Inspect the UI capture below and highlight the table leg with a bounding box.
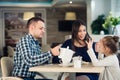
[57,72,64,80]
[69,73,76,80]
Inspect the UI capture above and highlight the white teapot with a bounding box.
[58,46,75,65]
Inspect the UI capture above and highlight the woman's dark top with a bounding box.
[52,39,99,80]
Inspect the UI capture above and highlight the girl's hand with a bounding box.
[86,38,93,49]
[95,42,100,52]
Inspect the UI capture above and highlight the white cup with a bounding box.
[73,56,82,68]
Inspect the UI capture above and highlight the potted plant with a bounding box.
[91,14,108,34]
[102,12,120,34]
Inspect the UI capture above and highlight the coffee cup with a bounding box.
[73,56,82,68]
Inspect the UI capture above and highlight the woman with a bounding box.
[53,20,101,80]
[86,36,120,80]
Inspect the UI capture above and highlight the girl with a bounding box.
[86,36,120,80]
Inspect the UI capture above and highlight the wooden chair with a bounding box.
[1,57,23,80]
[7,46,14,57]
[1,57,52,80]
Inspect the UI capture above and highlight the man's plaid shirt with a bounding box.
[12,34,52,78]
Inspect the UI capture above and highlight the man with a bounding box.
[12,17,60,80]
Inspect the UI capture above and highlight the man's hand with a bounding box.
[50,44,61,56]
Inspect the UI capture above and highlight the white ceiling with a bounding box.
[0,0,86,8]
[52,0,86,7]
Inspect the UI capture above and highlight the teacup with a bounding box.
[73,56,82,68]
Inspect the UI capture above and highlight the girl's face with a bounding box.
[97,39,111,56]
[77,25,87,40]
[99,39,110,55]
[99,39,105,53]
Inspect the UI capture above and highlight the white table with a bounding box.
[29,63,105,80]
[29,63,104,73]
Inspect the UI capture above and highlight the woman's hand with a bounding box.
[86,38,93,50]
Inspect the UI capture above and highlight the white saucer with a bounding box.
[58,63,73,67]
[82,61,90,65]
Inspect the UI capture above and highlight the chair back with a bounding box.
[1,57,13,77]
[7,46,14,57]
[1,57,23,80]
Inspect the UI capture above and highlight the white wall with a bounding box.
[89,0,120,36]
[91,0,111,21]
[86,0,111,34]
[111,0,120,17]
[86,0,92,34]
[91,0,120,20]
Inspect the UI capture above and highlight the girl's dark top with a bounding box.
[52,39,99,80]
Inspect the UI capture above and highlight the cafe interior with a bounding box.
[0,0,120,79]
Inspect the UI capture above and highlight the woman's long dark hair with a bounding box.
[71,20,91,51]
